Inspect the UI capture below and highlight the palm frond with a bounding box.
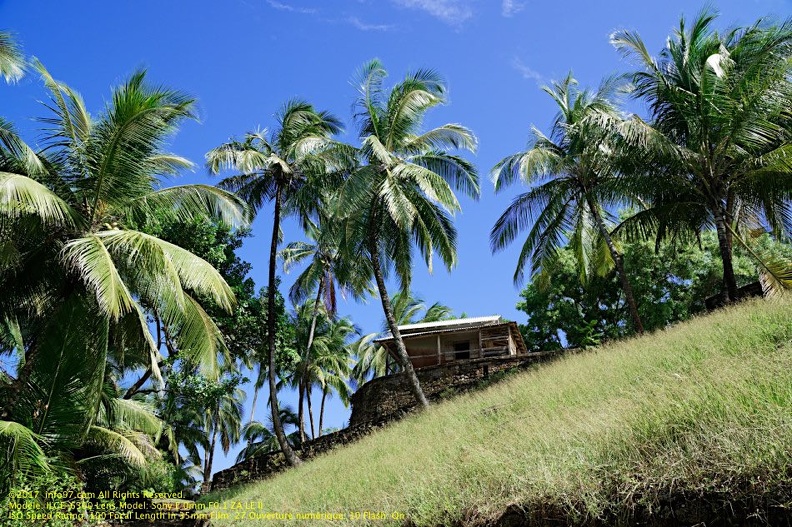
[61,235,136,321]
[122,184,249,228]
[0,31,24,83]
[0,420,49,477]
[0,172,77,227]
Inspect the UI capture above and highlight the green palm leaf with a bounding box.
[0,172,77,227]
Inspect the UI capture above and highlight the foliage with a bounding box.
[612,10,792,299]
[516,230,763,350]
[1,472,90,527]
[0,31,24,83]
[340,59,479,408]
[0,65,244,498]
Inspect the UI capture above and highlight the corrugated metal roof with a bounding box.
[376,315,502,341]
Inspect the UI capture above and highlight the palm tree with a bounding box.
[0,64,245,490]
[0,31,24,83]
[235,407,301,463]
[307,313,354,438]
[286,300,355,441]
[206,100,346,466]
[341,59,479,408]
[491,74,645,334]
[611,11,792,301]
[281,204,372,442]
[200,383,244,494]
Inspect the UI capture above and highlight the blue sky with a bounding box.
[2,0,789,474]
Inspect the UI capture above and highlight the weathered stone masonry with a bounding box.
[349,352,560,426]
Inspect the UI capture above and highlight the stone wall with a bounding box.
[211,417,397,491]
[349,352,561,427]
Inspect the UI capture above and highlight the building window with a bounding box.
[453,341,470,360]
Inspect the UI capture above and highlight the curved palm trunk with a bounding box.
[201,425,217,494]
[297,379,306,444]
[299,278,324,444]
[368,232,429,408]
[306,386,316,439]
[586,195,644,334]
[266,187,301,466]
[247,367,261,426]
[715,215,739,303]
[318,388,327,437]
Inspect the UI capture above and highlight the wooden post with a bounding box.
[436,334,441,365]
[478,329,483,359]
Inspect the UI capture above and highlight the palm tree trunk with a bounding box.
[306,385,316,439]
[201,426,217,494]
[266,186,301,466]
[368,232,429,408]
[586,195,644,334]
[318,388,327,437]
[715,215,739,303]
[248,372,259,425]
[297,379,306,444]
[299,278,324,444]
[123,366,153,399]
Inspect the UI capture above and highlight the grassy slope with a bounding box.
[206,299,792,526]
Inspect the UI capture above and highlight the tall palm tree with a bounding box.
[281,205,372,441]
[200,383,244,494]
[341,59,479,408]
[286,300,355,441]
[306,312,354,439]
[611,11,792,301]
[491,74,645,333]
[0,64,245,490]
[206,100,346,466]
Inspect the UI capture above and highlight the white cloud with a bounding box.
[391,0,473,26]
[348,17,394,31]
[511,57,544,84]
[501,0,524,17]
[266,1,317,15]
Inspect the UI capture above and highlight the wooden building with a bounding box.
[375,316,528,370]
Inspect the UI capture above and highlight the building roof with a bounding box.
[375,315,502,342]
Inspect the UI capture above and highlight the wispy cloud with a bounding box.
[391,0,473,26]
[347,17,394,31]
[501,0,524,17]
[266,0,317,15]
[512,57,544,84]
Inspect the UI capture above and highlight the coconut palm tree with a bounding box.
[235,407,300,463]
[491,74,646,334]
[341,59,479,408]
[0,64,245,491]
[611,11,792,301]
[206,100,346,466]
[285,300,355,441]
[200,383,244,494]
[281,205,372,441]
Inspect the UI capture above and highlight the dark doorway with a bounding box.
[453,341,470,360]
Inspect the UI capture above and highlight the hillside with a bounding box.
[203,299,792,526]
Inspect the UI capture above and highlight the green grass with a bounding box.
[204,299,792,526]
